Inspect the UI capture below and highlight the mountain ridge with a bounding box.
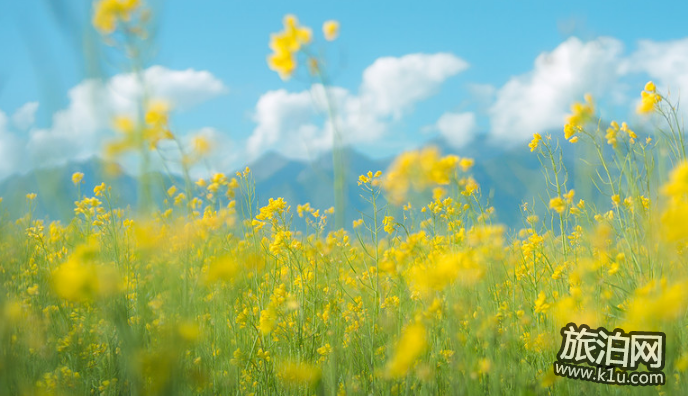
[0,135,577,229]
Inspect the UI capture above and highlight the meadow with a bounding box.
[1,2,688,395]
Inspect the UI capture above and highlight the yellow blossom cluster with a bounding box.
[382,146,473,205]
[267,15,313,80]
[563,93,594,143]
[92,0,141,34]
[105,100,174,158]
[638,81,661,114]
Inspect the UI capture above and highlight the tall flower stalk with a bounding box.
[267,15,345,229]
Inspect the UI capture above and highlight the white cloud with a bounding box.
[434,112,478,149]
[11,102,39,130]
[0,67,226,180]
[24,66,226,173]
[360,53,469,119]
[248,88,323,157]
[627,38,688,100]
[0,111,28,178]
[488,37,624,144]
[248,53,468,159]
[111,66,228,111]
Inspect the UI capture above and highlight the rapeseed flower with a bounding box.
[638,82,661,114]
[529,133,542,152]
[385,323,427,379]
[322,20,339,41]
[92,0,141,34]
[549,197,565,214]
[278,361,321,388]
[383,147,460,205]
[51,241,120,302]
[72,172,84,185]
[268,15,312,80]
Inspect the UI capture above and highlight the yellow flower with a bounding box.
[534,291,550,314]
[192,134,211,156]
[661,162,688,241]
[624,280,688,331]
[205,255,240,284]
[112,116,135,135]
[177,321,201,343]
[605,121,619,147]
[662,162,688,200]
[478,358,491,374]
[385,323,427,379]
[383,216,395,234]
[52,241,120,302]
[549,197,565,214]
[278,361,321,388]
[564,189,575,203]
[267,47,297,80]
[459,157,474,172]
[317,344,332,356]
[565,94,594,128]
[323,20,339,41]
[92,0,141,34]
[259,308,277,334]
[145,100,169,127]
[620,122,637,140]
[283,15,312,49]
[529,133,542,152]
[72,172,84,185]
[563,124,576,140]
[611,194,620,206]
[267,15,312,80]
[27,284,39,296]
[645,80,656,93]
[638,88,661,114]
[94,182,107,197]
[382,147,459,205]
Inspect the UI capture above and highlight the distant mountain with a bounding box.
[0,136,581,229]
[248,148,390,227]
[242,136,575,229]
[0,160,136,220]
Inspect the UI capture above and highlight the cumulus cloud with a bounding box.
[433,112,478,149]
[484,37,688,145]
[0,111,27,178]
[627,38,688,100]
[22,66,226,174]
[488,37,625,144]
[108,66,228,111]
[247,53,468,159]
[248,88,325,157]
[359,53,468,119]
[11,102,39,130]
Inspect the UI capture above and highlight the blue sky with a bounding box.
[2,0,688,178]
